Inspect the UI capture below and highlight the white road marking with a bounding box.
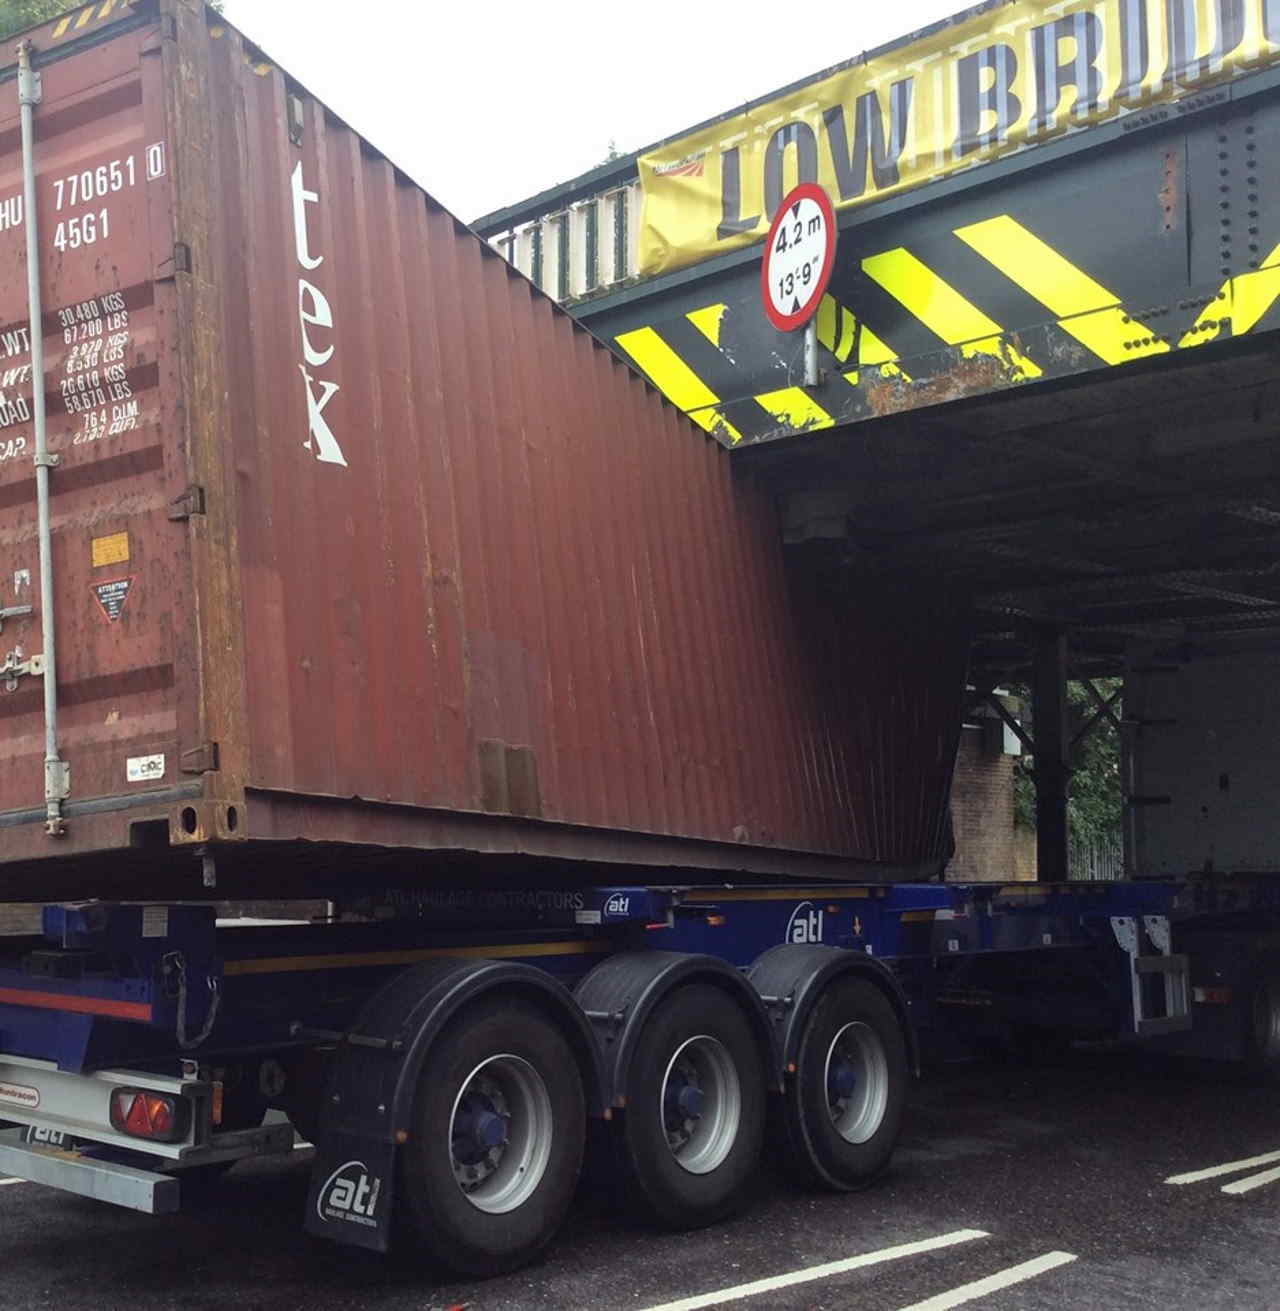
[1165,1148,1280,1186]
[895,1251,1079,1311]
[636,1229,989,1311]
[1221,1163,1280,1195]
[0,1177,26,1186]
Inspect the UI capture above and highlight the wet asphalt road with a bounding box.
[0,1049,1276,1311]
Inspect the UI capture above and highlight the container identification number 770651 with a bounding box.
[50,155,138,253]
[53,157,136,212]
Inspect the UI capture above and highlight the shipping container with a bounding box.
[1128,645,1280,878]
[0,0,969,901]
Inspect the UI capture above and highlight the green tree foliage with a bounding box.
[0,0,70,38]
[1013,679,1123,847]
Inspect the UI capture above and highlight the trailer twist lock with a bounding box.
[109,1089,188,1143]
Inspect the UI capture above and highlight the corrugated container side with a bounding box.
[0,0,971,898]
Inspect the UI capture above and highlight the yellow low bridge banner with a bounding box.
[638,0,1280,278]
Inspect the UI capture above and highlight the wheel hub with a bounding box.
[827,1058,857,1101]
[659,1034,742,1175]
[823,1021,889,1146]
[449,1056,554,1214]
[452,1088,510,1165]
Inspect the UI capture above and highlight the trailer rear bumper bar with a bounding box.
[0,1127,180,1214]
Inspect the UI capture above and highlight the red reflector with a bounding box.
[111,1089,183,1142]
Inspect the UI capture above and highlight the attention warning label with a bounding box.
[93,577,133,621]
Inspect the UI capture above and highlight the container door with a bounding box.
[0,16,197,859]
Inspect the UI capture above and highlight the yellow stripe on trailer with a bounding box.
[614,325,743,445]
[955,215,1168,367]
[862,247,1042,381]
[224,938,614,978]
[704,887,872,902]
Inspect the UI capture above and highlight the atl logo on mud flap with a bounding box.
[317,1159,382,1228]
[786,901,825,944]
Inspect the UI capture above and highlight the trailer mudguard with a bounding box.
[747,944,921,1077]
[575,951,783,1102]
[304,958,605,1252]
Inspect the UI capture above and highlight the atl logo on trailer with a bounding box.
[290,163,347,468]
[786,901,825,945]
[316,1159,381,1228]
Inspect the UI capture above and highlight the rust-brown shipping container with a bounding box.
[0,0,970,901]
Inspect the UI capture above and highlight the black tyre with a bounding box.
[778,977,907,1191]
[398,998,585,1277]
[616,983,765,1229]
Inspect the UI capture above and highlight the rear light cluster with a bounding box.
[109,1089,189,1143]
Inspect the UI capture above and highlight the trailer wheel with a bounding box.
[615,983,765,1229]
[780,978,907,1191]
[1247,973,1280,1077]
[398,997,585,1276]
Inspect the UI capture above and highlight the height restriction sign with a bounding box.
[760,183,837,333]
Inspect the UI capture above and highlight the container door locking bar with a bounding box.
[1110,915,1191,1036]
[16,41,69,836]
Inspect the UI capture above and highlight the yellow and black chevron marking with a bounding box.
[49,0,122,39]
[861,247,1043,382]
[614,322,745,446]
[1180,241,1280,347]
[612,215,1280,447]
[954,216,1167,368]
[621,291,913,441]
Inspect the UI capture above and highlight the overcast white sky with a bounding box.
[221,0,964,222]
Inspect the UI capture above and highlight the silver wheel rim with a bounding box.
[449,1054,553,1214]
[660,1034,741,1175]
[824,1021,889,1145]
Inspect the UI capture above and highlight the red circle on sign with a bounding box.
[760,183,837,333]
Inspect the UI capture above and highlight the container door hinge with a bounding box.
[2,649,44,692]
[180,742,220,774]
[168,485,206,521]
[157,243,191,282]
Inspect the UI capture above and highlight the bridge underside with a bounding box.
[753,331,1280,685]
[745,331,1280,881]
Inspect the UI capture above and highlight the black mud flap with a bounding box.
[303,1130,398,1253]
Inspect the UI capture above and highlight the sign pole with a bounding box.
[803,319,819,388]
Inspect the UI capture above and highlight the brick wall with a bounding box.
[948,725,1035,882]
